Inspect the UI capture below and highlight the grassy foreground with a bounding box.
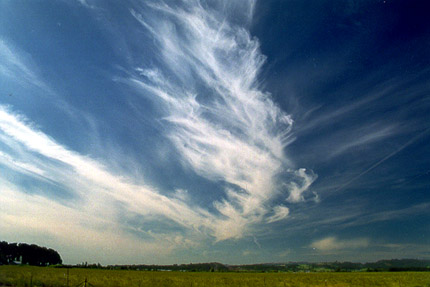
[1,266,430,287]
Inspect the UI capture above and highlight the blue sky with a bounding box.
[0,0,429,265]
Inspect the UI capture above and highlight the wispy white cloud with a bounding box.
[126,0,314,240]
[286,168,318,203]
[266,205,290,223]
[311,237,369,251]
[76,0,96,9]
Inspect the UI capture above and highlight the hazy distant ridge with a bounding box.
[77,259,430,272]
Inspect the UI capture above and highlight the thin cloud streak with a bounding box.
[328,125,397,158]
[272,202,430,235]
[0,38,52,94]
[335,128,430,192]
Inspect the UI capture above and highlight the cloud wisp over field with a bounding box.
[0,0,429,264]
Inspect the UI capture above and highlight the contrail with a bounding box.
[335,128,430,192]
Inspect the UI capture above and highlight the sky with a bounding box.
[0,0,429,265]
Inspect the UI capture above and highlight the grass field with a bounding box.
[1,266,430,287]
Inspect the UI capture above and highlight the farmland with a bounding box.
[1,266,430,287]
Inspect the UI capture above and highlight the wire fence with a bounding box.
[74,278,95,287]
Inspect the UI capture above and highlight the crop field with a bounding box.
[1,266,430,287]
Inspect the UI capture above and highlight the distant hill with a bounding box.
[226,259,430,272]
[364,259,430,271]
[2,241,427,273]
[82,259,430,272]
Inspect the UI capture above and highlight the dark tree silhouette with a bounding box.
[0,241,62,266]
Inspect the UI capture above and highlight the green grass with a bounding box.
[1,266,430,287]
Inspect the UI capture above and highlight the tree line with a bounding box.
[0,241,62,266]
[106,262,228,272]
